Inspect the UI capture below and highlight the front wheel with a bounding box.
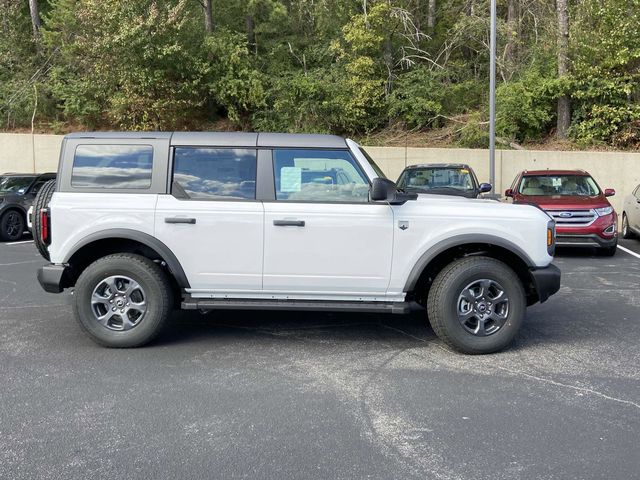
[427,256,526,354]
[73,253,173,347]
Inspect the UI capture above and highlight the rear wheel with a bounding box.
[32,179,56,260]
[426,256,526,354]
[622,213,635,239]
[0,210,25,241]
[73,253,173,348]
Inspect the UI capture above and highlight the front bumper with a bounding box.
[529,264,561,304]
[555,233,617,248]
[37,264,68,293]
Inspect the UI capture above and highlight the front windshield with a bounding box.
[400,167,475,191]
[358,147,387,179]
[518,175,601,196]
[0,176,33,193]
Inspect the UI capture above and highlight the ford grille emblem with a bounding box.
[559,212,573,218]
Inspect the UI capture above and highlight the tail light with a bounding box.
[40,208,50,245]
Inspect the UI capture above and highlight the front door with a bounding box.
[155,147,263,295]
[262,148,394,299]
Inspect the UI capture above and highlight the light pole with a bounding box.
[489,0,497,194]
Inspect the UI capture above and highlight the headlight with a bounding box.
[595,206,613,216]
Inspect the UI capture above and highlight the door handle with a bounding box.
[165,217,196,224]
[273,219,305,227]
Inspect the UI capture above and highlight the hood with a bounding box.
[409,193,551,220]
[515,194,609,210]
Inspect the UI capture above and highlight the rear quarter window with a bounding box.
[71,145,153,189]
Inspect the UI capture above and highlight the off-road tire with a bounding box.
[427,256,526,354]
[73,253,173,348]
[0,209,25,241]
[32,179,56,260]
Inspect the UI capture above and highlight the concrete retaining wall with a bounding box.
[1,133,638,213]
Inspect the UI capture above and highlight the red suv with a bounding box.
[506,170,617,255]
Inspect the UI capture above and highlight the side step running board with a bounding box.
[181,296,422,315]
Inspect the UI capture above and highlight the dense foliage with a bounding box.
[1,0,639,148]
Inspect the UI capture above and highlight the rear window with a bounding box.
[72,145,153,189]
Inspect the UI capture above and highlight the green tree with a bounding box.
[44,0,209,129]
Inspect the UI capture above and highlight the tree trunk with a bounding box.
[203,0,213,34]
[246,15,256,54]
[505,0,518,67]
[427,0,436,30]
[384,36,393,96]
[556,0,570,139]
[28,0,41,40]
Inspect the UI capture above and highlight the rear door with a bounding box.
[262,148,394,298]
[154,147,264,295]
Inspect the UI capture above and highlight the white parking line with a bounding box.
[618,245,640,259]
[2,240,34,245]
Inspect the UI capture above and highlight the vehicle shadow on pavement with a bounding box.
[156,309,441,349]
[153,308,561,354]
[554,247,610,258]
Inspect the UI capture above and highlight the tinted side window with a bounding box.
[273,149,369,203]
[72,145,153,189]
[173,148,257,200]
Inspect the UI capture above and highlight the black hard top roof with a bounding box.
[64,132,348,149]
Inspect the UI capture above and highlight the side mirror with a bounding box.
[505,188,514,198]
[17,187,26,195]
[604,188,615,197]
[371,177,417,205]
[479,183,492,194]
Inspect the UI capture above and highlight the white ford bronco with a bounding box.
[35,132,560,353]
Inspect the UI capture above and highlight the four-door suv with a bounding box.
[396,163,492,199]
[35,132,560,354]
[506,169,618,256]
[0,172,56,241]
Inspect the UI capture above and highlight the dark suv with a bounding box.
[396,163,492,198]
[0,173,56,241]
[506,169,617,255]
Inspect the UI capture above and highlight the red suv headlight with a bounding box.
[595,206,614,217]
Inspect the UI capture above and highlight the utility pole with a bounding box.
[489,0,497,193]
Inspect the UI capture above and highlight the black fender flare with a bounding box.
[63,229,191,288]
[403,233,536,292]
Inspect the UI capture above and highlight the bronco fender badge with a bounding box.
[398,221,409,231]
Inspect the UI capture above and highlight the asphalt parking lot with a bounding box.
[1,239,639,480]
